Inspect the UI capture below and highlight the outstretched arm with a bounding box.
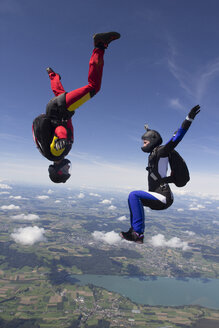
[159,105,200,156]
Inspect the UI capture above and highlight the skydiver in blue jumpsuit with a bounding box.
[120,105,200,244]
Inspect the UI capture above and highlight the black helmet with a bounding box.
[141,124,162,153]
[48,159,71,183]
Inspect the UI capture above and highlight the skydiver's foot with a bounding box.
[46,67,54,74]
[46,67,61,80]
[120,228,144,244]
[93,31,120,49]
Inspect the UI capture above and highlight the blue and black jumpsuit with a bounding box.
[129,115,194,234]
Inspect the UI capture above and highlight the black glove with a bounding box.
[188,105,201,119]
[55,138,67,151]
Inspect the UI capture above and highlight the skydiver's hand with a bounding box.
[188,105,201,119]
[55,138,67,151]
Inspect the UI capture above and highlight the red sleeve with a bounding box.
[54,126,67,139]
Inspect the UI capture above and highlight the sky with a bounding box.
[1,0,219,195]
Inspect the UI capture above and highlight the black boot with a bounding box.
[93,31,120,49]
[46,67,54,74]
[120,228,144,244]
[46,67,61,80]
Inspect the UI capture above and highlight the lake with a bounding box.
[70,274,219,309]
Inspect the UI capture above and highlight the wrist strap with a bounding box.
[186,116,193,122]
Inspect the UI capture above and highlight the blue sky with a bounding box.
[1,0,219,194]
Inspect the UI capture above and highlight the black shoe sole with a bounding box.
[120,232,144,244]
[93,32,120,45]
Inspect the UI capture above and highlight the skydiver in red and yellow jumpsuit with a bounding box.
[32,32,120,183]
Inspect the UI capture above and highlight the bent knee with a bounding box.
[128,190,141,200]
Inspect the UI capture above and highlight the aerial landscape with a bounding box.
[0,182,218,327]
[1,1,219,327]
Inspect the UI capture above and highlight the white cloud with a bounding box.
[55,200,61,203]
[177,208,184,212]
[36,195,49,200]
[185,230,195,236]
[169,98,184,110]
[189,204,205,211]
[196,58,219,100]
[1,204,20,210]
[100,199,112,205]
[47,189,54,194]
[0,191,10,195]
[150,234,189,251]
[213,220,219,225]
[197,204,205,209]
[172,189,192,196]
[89,193,101,197]
[9,195,27,200]
[92,230,122,245]
[11,226,46,245]
[167,56,192,98]
[173,187,219,200]
[90,207,99,211]
[117,215,128,221]
[207,194,219,201]
[167,41,219,102]
[0,183,12,189]
[108,205,117,211]
[77,193,85,199]
[10,213,40,221]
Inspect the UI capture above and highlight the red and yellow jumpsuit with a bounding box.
[48,48,104,158]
